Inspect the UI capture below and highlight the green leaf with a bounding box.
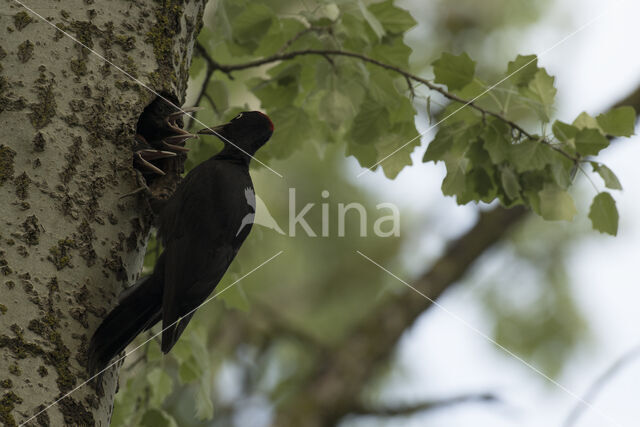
[501,166,521,200]
[209,3,232,42]
[550,156,574,189]
[368,67,402,107]
[314,3,340,22]
[589,192,618,235]
[147,368,173,407]
[221,283,250,312]
[482,120,511,164]
[441,134,473,199]
[170,336,193,364]
[255,18,306,56]
[371,37,413,68]
[146,340,162,362]
[195,381,214,420]
[231,2,274,52]
[596,106,636,137]
[190,56,206,80]
[552,120,578,142]
[591,162,622,190]
[506,54,539,87]
[338,12,373,45]
[335,61,368,108]
[442,156,468,198]
[467,167,495,202]
[350,97,389,145]
[510,140,555,172]
[264,106,312,159]
[319,90,355,128]
[178,356,202,384]
[205,80,229,113]
[140,409,178,427]
[575,128,609,156]
[538,185,576,221]
[432,52,476,91]
[520,69,556,122]
[376,120,420,179]
[358,0,385,39]
[424,122,469,163]
[368,0,417,33]
[388,94,417,124]
[572,111,601,130]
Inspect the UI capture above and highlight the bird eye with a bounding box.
[234,113,243,120]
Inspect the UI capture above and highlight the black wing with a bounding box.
[158,161,245,352]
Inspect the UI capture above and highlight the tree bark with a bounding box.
[0,1,204,425]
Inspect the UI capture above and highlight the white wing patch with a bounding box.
[244,187,256,210]
[235,188,285,236]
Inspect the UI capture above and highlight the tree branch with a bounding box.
[351,392,500,417]
[274,205,528,427]
[563,343,640,427]
[185,42,218,129]
[212,49,578,162]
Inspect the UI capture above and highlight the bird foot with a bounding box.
[134,150,176,175]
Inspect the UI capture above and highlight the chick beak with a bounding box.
[197,124,226,136]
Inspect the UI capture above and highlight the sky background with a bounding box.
[350,0,640,426]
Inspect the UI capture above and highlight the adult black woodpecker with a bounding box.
[88,111,274,375]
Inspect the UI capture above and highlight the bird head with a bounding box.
[198,111,274,156]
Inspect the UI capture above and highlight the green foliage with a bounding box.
[197,0,419,178]
[432,52,476,91]
[140,409,178,427]
[591,162,622,190]
[420,53,634,235]
[506,54,538,87]
[596,106,636,137]
[191,0,636,235]
[589,192,619,236]
[147,368,173,407]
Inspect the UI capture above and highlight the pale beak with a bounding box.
[197,124,226,136]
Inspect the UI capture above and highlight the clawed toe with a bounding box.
[134,152,168,175]
[165,106,204,123]
[133,104,203,177]
[137,149,178,161]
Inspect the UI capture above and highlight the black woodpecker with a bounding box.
[88,111,274,375]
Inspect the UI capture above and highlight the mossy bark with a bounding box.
[0,0,204,425]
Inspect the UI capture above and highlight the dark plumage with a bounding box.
[88,111,274,375]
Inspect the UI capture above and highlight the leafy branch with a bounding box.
[196,45,577,163]
[192,2,636,236]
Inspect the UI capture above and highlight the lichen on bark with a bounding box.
[0,1,206,425]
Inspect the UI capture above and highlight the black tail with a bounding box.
[87,275,162,376]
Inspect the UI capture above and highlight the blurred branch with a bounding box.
[352,392,500,417]
[252,300,328,350]
[186,42,218,129]
[611,84,640,114]
[273,83,640,427]
[274,205,527,427]
[211,49,577,162]
[563,343,640,427]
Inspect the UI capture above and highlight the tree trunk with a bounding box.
[0,1,204,425]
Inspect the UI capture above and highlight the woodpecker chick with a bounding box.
[135,97,200,176]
